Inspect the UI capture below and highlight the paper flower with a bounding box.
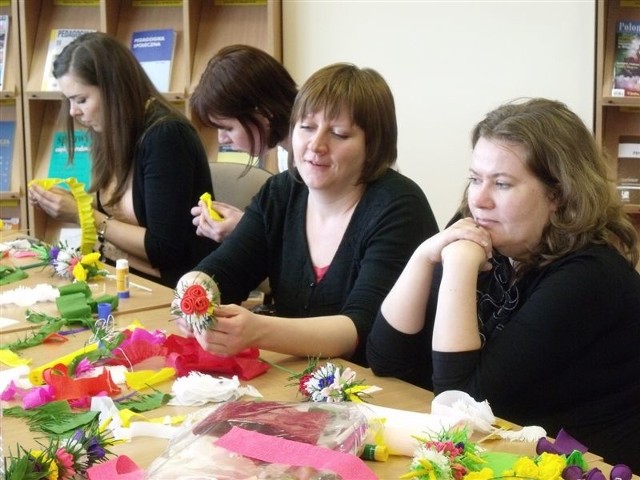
[41,241,107,281]
[171,278,219,333]
[401,428,485,480]
[402,427,635,480]
[290,358,374,403]
[4,424,113,479]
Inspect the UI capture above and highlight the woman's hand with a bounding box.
[192,304,260,356]
[28,184,79,223]
[416,217,493,270]
[191,200,244,243]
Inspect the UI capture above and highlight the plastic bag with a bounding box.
[146,400,369,479]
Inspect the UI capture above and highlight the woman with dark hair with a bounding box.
[174,63,439,366]
[189,44,298,242]
[28,32,213,287]
[367,98,640,470]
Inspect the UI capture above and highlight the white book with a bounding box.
[0,15,9,90]
[130,28,176,92]
[41,28,95,91]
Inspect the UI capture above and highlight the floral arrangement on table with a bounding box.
[3,423,113,479]
[400,428,485,480]
[170,277,219,334]
[32,241,107,282]
[289,357,375,403]
[401,427,634,480]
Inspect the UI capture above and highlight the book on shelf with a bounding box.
[130,28,176,92]
[0,120,15,191]
[612,20,640,97]
[48,131,92,190]
[617,135,640,205]
[0,14,9,90]
[42,28,95,91]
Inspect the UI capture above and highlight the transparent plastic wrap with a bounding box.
[146,400,369,479]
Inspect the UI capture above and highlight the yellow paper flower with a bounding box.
[72,261,87,282]
[463,467,495,480]
[513,456,539,478]
[537,452,567,480]
[28,450,59,480]
[81,251,102,267]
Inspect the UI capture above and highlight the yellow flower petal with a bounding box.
[0,349,31,366]
[81,252,101,266]
[72,262,87,281]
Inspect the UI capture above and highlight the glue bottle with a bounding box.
[116,258,130,298]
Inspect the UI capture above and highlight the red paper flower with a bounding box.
[181,296,196,315]
[194,296,210,315]
[184,284,207,299]
[171,278,219,333]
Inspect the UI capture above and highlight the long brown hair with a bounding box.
[53,31,187,206]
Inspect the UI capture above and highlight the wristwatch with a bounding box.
[97,215,112,244]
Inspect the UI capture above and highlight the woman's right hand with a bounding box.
[191,200,244,243]
[417,217,493,270]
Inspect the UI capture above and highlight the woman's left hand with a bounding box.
[29,184,79,223]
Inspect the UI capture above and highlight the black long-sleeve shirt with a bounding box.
[194,168,439,365]
[368,245,640,471]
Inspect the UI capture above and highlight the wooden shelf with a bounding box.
[595,0,640,219]
[13,0,282,239]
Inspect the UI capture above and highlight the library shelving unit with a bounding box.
[17,0,281,241]
[594,0,640,243]
[0,0,25,233]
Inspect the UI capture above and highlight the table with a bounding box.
[3,308,636,479]
[1,254,174,334]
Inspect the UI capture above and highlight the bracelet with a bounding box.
[97,215,111,256]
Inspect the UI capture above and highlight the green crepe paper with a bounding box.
[115,391,172,413]
[58,281,91,297]
[3,400,99,436]
[0,265,28,285]
[566,450,589,471]
[480,451,523,475]
[55,291,92,318]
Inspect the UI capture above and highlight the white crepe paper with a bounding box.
[168,372,262,406]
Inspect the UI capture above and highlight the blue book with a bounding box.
[131,28,176,92]
[47,131,92,190]
[0,120,16,191]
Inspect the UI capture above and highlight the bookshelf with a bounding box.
[0,0,25,233]
[15,0,282,240]
[595,0,640,229]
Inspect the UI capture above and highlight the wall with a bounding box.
[282,0,595,228]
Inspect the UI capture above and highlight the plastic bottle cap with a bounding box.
[97,302,112,320]
[360,444,388,462]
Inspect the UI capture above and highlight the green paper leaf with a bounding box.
[116,390,172,412]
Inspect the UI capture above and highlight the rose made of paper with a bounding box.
[172,274,219,333]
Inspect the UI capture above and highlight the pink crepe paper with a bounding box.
[215,426,377,480]
[1,380,55,408]
[87,455,144,480]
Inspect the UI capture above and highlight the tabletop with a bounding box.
[1,253,174,334]
[3,307,633,479]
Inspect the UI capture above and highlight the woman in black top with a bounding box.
[367,98,640,471]
[174,63,439,366]
[28,32,212,287]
